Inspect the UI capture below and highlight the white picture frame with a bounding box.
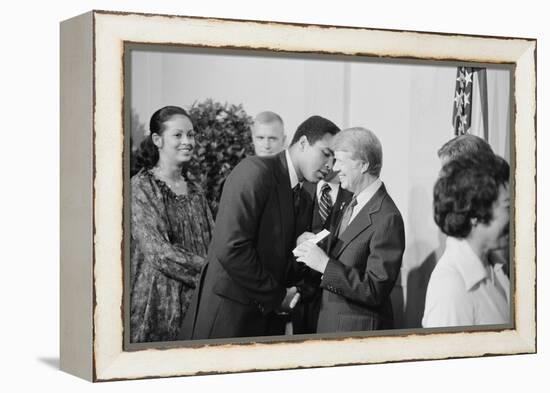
[60,10,536,381]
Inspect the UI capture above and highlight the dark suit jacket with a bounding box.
[186,152,312,339]
[316,183,405,333]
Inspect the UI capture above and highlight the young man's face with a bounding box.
[298,133,334,183]
[322,156,340,184]
[252,121,286,157]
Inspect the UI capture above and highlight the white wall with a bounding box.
[346,62,460,326]
[131,49,510,327]
[131,50,348,145]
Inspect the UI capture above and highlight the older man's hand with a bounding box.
[296,231,316,246]
[294,241,330,274]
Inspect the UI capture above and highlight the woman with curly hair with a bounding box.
[422,154,510,328]
[130,106,214,342]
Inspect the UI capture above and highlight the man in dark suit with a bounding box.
[294,127,405,332]
[292,171,352,334]
[187,116,340,339]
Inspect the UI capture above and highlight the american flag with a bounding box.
[452,66,489,137]
[452,66,475,135]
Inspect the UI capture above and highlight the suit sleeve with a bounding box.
[213,159,286,313]
[320,213,405,307]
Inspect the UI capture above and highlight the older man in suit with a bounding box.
[293,169,353,334]
[294,127,405,332]
[186,116,340,339]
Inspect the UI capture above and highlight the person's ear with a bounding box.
[151,133,163,149]
[361,161,370,174]
[299,135,308,151]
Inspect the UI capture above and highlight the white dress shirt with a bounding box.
[285,150,300,189]
[349,178,382,223]
[422,237,510,328]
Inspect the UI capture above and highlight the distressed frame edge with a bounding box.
[513,40,537,355]
[59,11,95,381]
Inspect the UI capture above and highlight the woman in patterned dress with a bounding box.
[130,106,213,343]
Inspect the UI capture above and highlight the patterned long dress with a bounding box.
[130,169,214,343]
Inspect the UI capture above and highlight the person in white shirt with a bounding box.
[422,154,510,327]
[437,134,509,276]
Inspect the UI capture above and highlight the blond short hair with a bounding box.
[253,111,284,129]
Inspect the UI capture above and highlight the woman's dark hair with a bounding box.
[433,154,509,238]
[133,106,192,173]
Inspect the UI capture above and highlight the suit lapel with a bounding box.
[326,187,352,252]
[330,184,388,258]
[328,187,353,229]
[297,183,314,235]
[273,152,295,245]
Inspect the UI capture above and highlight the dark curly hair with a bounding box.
[133,106,193,173]
[433,154,509,238]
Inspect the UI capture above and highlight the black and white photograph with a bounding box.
[3,0,546,389]
[54,7,538,383]
[125,45,513,346]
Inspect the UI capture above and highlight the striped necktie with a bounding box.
[318,183,333,223]
[338,197,357,237]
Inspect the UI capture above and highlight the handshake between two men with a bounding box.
[186,123,404,339]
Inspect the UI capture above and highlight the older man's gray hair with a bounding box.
[331,127,383,177]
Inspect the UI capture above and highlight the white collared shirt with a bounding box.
[422,237,510,328]
[316,180,340,205]
[348,178,382,223]
[285,150,300,189]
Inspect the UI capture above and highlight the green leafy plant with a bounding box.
[186,99,255,215]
